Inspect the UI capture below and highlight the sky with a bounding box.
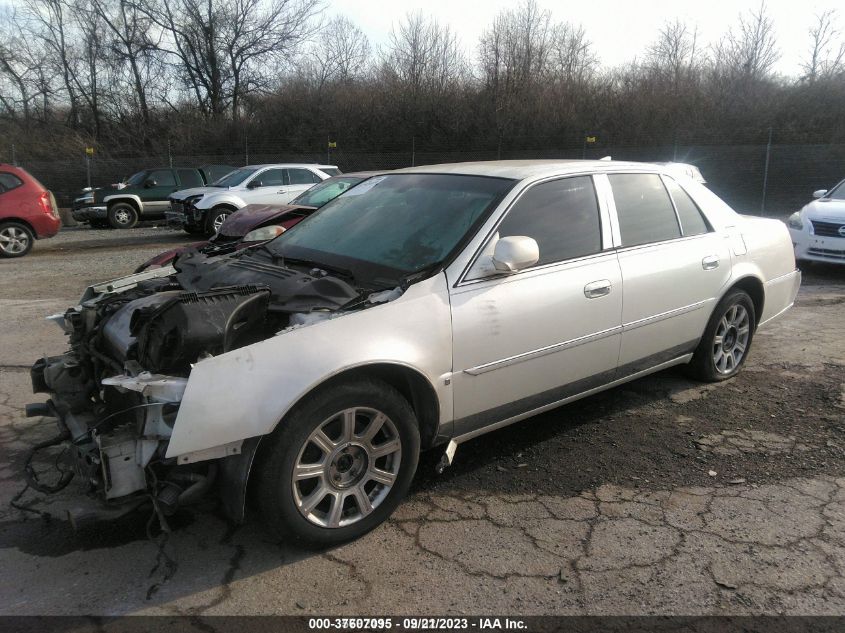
[330,0,845,77]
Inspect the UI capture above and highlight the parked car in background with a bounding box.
[0,163,61,258]
[139,172,381,271]
[72,164,235,229]
[168,163,340,236]
[29,160,799,544]
[788,178,845,264]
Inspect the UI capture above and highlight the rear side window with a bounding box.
[0,172,23,193]
[288,169,321,185]
[148,170,177,187]
[610,174,681,247]
[178,169,203,188]
[496,176,602,266]
[664,178,710,236]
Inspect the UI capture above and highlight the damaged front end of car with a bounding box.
[26,249,394,525]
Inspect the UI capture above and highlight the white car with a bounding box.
[788,179,845,264]
[29,160,800,544]
[168,163,340,235]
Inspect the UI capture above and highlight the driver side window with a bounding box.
[467,176,602,280]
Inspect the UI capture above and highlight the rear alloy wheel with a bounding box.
[0,222,34,258]
[686,290,756,382]
[205,207,233,236]
[108,202,139,229]
[256,380,420,545]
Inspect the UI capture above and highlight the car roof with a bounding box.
[243,163,339,170]
[392,159,671,180]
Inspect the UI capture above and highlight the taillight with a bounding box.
[40,191,60,219]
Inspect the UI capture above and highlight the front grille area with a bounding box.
[810,220,845,238]
[171,202,183,213]
[808,247,845,261]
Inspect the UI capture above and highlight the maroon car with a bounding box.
[136,172,380,272]
[0,163,61,258]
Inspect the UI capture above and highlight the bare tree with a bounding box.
[713,1,780,80]
[92,0,161,127]
[802,9,845,81]
[647,19,703,86]
[548,23,597,86]
[136,0,322,119]
[308,16,370,88]
[478,0,553,152]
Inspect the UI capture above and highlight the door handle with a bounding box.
[584,279,612,298]
[702,255,720,270]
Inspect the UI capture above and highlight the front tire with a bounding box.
[686,290,756,382]
[0,221,34,257]
[204,207,233,236]
[108,202,139,229]
[255,379,420,545]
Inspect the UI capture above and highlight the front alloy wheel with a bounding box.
[256,379,420,545]
[293,407,401,528]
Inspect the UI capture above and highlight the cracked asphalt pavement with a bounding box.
[1,227,844,615]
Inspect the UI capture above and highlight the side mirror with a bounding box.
[492,236,540,273]
[144,178,157,188]
[247,179,262,189]
[813,189,828,199]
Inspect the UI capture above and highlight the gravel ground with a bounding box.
[0,225,844,616]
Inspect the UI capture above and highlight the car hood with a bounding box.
[170,186,222,201]
[801,198,845,221]
[219,203,301,236]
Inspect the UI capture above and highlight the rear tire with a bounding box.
[0,221,34,258]
[108,202,139,229]
[255,379,420,545]
[685,290,756,382]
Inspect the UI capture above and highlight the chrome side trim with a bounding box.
[621,299,709,332]
[453,352,694,444]
[463,326,622,376]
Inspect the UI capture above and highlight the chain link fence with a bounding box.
[5,132,844,216]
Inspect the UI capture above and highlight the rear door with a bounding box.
[282,168,323,201]
[606,172,731,370]
[142,169,180,214]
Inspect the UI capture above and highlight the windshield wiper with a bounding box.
[251,247,356,283]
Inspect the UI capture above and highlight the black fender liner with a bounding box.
[217,436,262,523]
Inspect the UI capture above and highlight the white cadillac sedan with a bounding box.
[788,178,845,264]
[29,161,800,544]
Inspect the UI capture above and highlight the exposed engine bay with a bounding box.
[26,248,400,522]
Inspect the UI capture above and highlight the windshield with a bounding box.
[290,176,366,208]
[825,180,845,200]
[261,173,515,283]
[124,171,146,186]
[213,167,257,188]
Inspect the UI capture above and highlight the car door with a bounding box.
[140,170,180,214]
[282,168,323,202]
[449,175,623,438]
[241,168,287,204]
[606,172,732,370]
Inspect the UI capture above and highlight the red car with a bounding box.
[0,163,61,258]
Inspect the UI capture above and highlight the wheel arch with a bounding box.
[104,195,141,213]
[725,276,765,329]
[282,363,443,450]
[0,217,36,237]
